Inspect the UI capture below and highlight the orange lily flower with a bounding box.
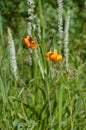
[46,50,62,62]
[23,36,39,49]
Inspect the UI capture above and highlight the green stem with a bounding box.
[0,15,4,44]
[58,85,63,130]
[47,79,52,130]
[68,89,74,130]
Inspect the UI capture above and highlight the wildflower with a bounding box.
[57,0,63,43]
[27,0,41,38]
[27,0,34,6]
[7,27,18,80]
[63,10,70,71]
[46,50,62,62]
[23,36,39,49]
[27,0,35,35]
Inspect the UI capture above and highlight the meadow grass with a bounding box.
[0,1,86,130]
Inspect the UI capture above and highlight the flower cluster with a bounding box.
[57,0,63,43]
[64,10,70,71]
[27,0,35,35]
[8,27,18,80]
[23,36,62,63]
[27,0,41,38]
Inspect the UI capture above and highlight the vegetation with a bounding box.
[0,0,86,130]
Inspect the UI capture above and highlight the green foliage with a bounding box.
[0,0,86,130]
[0,0,27,31]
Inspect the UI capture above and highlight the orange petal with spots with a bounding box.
[23,36,39,49]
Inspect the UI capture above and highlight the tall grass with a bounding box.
[0,1,86,130]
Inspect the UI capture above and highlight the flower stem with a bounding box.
[58,85,63,130]
[47,78,52,130]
